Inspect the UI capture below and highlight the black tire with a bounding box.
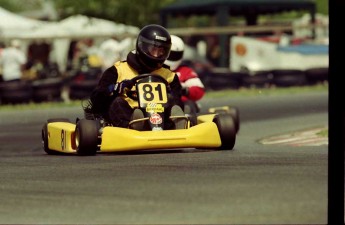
[212,106,240,133]
[32,78,63,102]
[228,71,247,88]
[42,123,58,155]
[305,67,328,84]
[75,119,99,156]
[206,71,241,90]
[225,107,240,133]
[42,118,71,155]
[69,80,98,100]
[272,69,307,87]
[241,71,272,88]
[213,114,236,150]
[0,81,33,104]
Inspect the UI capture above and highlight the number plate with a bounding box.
[137,82,168,104]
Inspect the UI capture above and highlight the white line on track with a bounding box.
[259,126,328,147]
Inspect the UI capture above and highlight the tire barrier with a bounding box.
[31,77,64,102]
[241,71,273,88]
[305,67,328,85]
[201,67,327,90]
[0,81,33,104]
[0,66,328,105]
[68,79,98,100]
[271,69,307,87]
[205,71,244,90]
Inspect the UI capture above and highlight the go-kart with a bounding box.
[41,74,237,156]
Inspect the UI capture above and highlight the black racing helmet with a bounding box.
[136,24,172,71]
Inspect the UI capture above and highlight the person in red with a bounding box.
[165,35,205,105]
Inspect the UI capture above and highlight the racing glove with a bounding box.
[108,79,134,95]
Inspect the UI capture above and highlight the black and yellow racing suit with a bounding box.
[89,51,182,127]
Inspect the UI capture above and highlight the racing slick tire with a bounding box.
[212,106,240,133]
[75,119,98,156]
[42,118,69,155]
[227,107,240,133]
[213,114,236,150]
[42,123,56,155]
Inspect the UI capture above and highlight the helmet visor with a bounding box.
[167,50,183,61]
[138,35,171,60]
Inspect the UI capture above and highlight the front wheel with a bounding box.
[75,119,99,156]
[212,106,240,133]
[226,107,240,133]
[213,114,236,150]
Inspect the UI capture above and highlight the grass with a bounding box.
[316,129,328,138]
[0,83,328,111]
[205,83,328,98]
[0,100,83,111]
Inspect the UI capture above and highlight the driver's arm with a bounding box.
[89,66,119,113]
[169,74,184,108]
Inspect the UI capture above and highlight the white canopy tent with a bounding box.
[0,8,140,72]
[58,15,139,39]
[0,7,45,39]
[20,15,140,72]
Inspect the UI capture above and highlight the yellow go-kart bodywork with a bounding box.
[42,113,234,155]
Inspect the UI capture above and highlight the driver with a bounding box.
[86,24,183,128]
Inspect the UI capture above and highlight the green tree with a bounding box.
[0,0,328,27]
[315,0,328,15]
[0,0,175,27]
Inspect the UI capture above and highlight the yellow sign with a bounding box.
[146,103,164,113]
[137,82,168,104]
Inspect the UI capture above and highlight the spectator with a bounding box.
[98,38,122,72]
[0,39,27,82]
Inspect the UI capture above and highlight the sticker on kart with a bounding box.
[146,103,164,113]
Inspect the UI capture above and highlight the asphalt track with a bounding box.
[0,90,328,224]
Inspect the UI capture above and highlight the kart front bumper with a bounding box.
[100,122,221,152]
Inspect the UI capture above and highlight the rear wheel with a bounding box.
[75,119,98,156]
[42,123,55,155]
[42,118,71,155]
[213,114,236,150]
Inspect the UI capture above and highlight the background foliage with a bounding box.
[0,0,328,28]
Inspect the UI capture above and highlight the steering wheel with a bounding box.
[131,73,169,85]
